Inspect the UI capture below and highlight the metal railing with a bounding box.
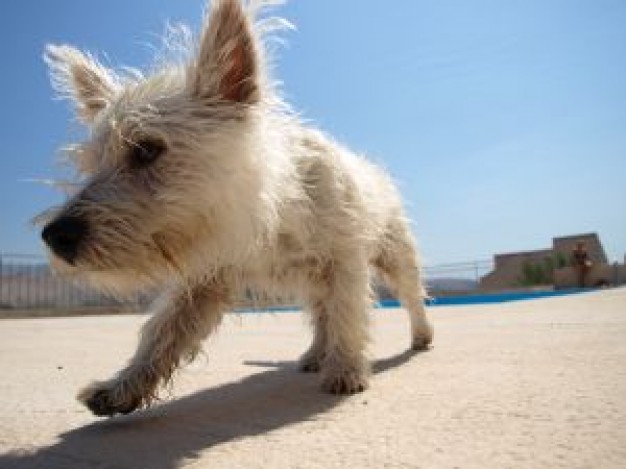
[0,253,492,312]
[424,260,493,285]
[0,253,136,311]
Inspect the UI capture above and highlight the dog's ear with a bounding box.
[191,0,259,104]
[44,44,119,124]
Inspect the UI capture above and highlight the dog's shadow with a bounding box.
[0,349,425,469]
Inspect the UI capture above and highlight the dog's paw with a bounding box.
[321,368,369,395]
[298,353,323,373]
[411,335,432,351]
[77,381,142,417]
[411,322,433,351]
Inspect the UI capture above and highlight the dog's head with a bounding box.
[40,0,287,294]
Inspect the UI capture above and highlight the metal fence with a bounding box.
[423,260,493,287]
[0,253,136,311]
[0,252,493,312]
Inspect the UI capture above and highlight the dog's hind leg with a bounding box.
[375,223,433,350]
[78,281,230,416]
[299,300,328,373]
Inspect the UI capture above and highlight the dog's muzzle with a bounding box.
[42,216,88,265]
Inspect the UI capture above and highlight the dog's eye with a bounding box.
[130,140,165,168]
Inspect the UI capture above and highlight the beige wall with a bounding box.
[479,232,616,291]
[480,249,553,291]
[553,233,608,265]
[554,264,626,289]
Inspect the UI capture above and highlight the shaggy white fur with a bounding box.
[41,0,433,416]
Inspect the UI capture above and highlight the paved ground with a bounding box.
[0,288,625,468]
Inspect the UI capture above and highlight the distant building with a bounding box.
[552,233,607,264]
[480,233,624,291]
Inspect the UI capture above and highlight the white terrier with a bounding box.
[41,0,433,416]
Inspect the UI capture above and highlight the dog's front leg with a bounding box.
[78,281,230,416]
[315,259,372,394]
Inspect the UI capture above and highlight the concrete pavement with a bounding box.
[1,288,625,468]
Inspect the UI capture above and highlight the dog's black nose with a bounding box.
[42,216,88,264]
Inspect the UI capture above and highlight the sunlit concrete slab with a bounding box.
[1,288,625,468]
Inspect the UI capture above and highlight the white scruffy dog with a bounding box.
[40,0,433,416]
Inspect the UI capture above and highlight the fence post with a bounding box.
[0,252,3,306]
[25,264,31,309]
[5,255,11,307]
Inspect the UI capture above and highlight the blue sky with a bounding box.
[1,0,625,264]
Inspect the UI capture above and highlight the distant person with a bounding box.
[571,241,592,288]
